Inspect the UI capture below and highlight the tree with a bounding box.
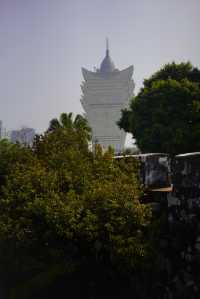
[0,113,152,299]
[47,112,91,142]
[0,139,33,188]
[118,62,200,154]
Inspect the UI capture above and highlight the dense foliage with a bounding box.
[0,114,152,299]
[118,62,200,154]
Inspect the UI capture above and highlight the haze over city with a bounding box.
[0,0,200,144]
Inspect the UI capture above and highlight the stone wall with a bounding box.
[126,152,200,298]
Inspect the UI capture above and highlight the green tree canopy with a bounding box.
[0,113,152,299]
[0,139,33,188]
[118,62,200,154]
[47,112,91,142]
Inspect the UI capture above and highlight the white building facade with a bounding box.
[81,43,134,153]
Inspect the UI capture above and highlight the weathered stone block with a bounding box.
[115,153,171,190]
[137,153,171,189]
[172,152,200,192]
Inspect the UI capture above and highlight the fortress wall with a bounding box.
[125,152,200,294]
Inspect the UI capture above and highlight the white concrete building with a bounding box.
[81,42,134,153]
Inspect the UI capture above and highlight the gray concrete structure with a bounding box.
[81,41,134,153]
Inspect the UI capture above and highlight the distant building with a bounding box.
[81,40,134,153]
[0,120,2,139]
[10,127,35,145]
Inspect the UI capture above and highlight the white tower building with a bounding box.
[81,41,134,153]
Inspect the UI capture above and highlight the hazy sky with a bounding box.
[0,0,200,143]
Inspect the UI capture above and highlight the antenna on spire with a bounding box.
[106,37,109,50]
[106,37,109,56]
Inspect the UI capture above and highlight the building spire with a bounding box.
[99,38,115,73]
[106,37,109,56]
